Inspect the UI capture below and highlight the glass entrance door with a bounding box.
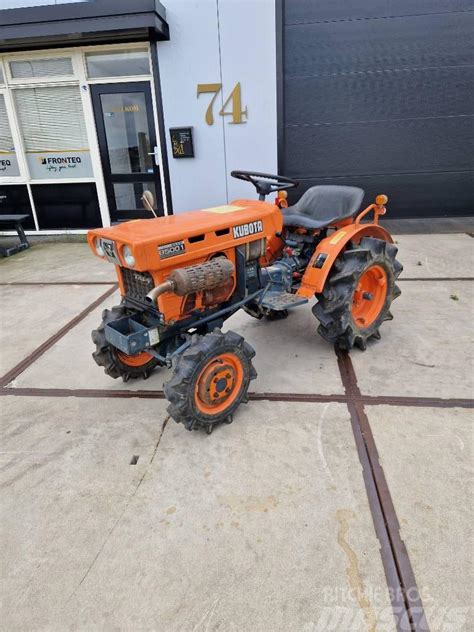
[91,82,164,222]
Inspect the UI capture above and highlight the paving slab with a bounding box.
[392,233,474,279]
[0,242,115,284]
[13,291,344,395]
[1,397,395,630]
[351,281,473,399]
[224,306,343,394]
[0,284,113,378]
[367,405,474,631]
[1,395,169,631]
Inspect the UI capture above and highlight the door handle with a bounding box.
[148,146,160,167]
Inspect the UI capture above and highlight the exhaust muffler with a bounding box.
[145,257,234,304]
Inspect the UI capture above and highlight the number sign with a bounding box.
[197,83,247,125]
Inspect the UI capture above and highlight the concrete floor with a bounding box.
[351,280,473,399]
[368,406,473,629]
[0,242,115,284]
[1,233,473,631]
[0,284,112,376]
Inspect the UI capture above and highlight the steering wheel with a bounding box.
[231,170,299,201]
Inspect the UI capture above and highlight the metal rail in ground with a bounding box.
[337,348,430,632]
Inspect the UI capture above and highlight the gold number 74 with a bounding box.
[197,83,247,125]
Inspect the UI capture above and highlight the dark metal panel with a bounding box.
[285,117,473,176]
[285,0,473,25]
[0,0,169,52]
[285,66,474,125]
[0,0,167,26]
[288,172,474,219]
[0,28,156,54]
[285,12,473,77]
[0,16,163,37]
[280,1,474,218]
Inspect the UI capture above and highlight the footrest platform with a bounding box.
[261,291,308,311]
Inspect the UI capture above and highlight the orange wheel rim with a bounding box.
[351,265,388,328]
[195,352,244,415]
[116,350,153,367]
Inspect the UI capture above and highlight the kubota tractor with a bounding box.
[88,171,402,433]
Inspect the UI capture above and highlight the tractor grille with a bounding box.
[120,268,155,302]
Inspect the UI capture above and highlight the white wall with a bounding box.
[158,0,277,212]
[157,0,227,212]
[218,0,278,202]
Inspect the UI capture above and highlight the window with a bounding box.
[100,92,153,174]
[0,95,20,177]
[14,85,93,179]
[0,66,4,85]
[0,184,35,229]
[32,183,101,229]
[85,49,150,78]
[113,182,156,211]
[9,57,74,80]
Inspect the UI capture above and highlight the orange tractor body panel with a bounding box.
[297,222,393,297]
[88,200,282,271]
[88,200,283,323]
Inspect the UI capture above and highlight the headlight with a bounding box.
[123,245,135,267]
[95,238,105,257]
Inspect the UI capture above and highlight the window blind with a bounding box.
[0,95,14,153]
[14,86,89,152]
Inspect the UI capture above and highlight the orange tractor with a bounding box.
[88,171,402,433]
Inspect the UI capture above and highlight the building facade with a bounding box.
[0,0,277,233]
[0,0,472,235]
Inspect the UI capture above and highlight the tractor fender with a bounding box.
[297,223,393,297]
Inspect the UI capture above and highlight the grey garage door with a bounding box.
[279,1,474,218]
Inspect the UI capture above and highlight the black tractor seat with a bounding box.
[283,185,364,230]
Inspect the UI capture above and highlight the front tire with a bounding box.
[164,329,257,433]
[91,305,162,381]
[313,237,402,350]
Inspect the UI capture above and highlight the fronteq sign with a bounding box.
[26,151,93,179]
[40,155,82,167]
[0,152,20,177]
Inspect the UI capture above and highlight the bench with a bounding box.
[0,214,31,257]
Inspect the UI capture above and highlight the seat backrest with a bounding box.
[289,185,364,221]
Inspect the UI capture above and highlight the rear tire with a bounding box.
[313,237,402,350]
[91,305,162,381]
[164,329,257,433]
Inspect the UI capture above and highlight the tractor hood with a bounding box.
[87,199,283,272]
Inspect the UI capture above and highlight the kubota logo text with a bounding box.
[232,220,263,239]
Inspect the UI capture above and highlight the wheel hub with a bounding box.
[116,350,153,367]
[352,264,388,328]
[197,360,237,407]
